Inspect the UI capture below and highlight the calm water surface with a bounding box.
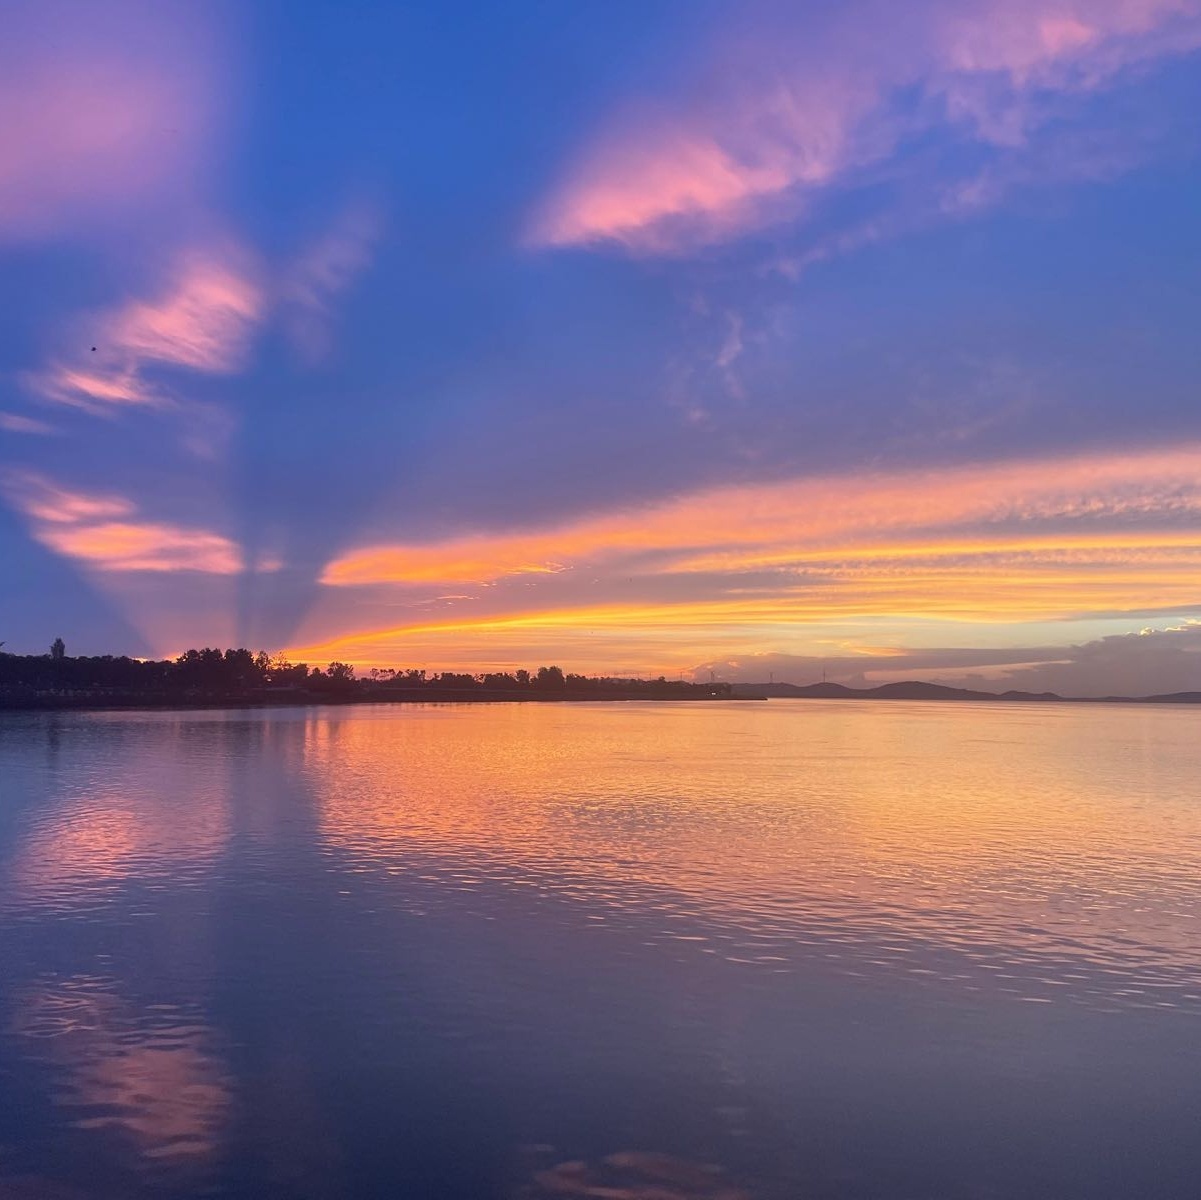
[1,701,1199,1198]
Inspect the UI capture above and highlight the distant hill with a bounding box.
[733,681,1200,704]
[735,680,1063,701]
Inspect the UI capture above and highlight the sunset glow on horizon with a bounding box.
[275,441,1201,684]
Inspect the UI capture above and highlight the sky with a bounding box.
[1,0,1200,696]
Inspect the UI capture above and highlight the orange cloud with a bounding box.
[325,539,568,585]
[295,443,1201,671]
[288,551,1201,673]
[35,522,242,575]
[2,470,241,574]
[324,444,1201,585]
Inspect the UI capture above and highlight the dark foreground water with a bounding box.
[1,701,1199,1199]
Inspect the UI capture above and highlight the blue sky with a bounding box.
[2,0,1200,695]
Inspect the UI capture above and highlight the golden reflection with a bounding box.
[314,703,1201,998]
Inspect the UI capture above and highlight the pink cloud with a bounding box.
[936,0,1194,79]
[1,470,241,574]
[531,78,869,252]
[112,250,264,373]
[529,0,1201,253]
[533,128,799,252]
[280,201,383,364]
[2,471,135,525]
[0,2,224,243]
[35,522,242,575]
[27,246,264,413]
[28,364,156,414]
[0,412,58,436]
[24,212,373,415]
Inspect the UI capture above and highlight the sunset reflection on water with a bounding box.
[1,701,1200,1199]
[313,701,1201,1011]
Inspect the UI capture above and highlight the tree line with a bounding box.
[0,641,731,706]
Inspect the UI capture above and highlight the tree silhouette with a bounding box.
[0,644,736,707]
[535,665,565,689]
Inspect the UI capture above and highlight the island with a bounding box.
[732,680,1201,704]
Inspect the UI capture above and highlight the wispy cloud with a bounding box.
[28,364,157,413]
[0,412,58,436]
[25,246,265,414]
[111,250,263,373]
[3,473,134,525]
[529,0,1201,254]
[22,210,373,419]
[2,470,242,574]
[280,200,383,364]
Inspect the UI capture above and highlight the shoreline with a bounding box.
[0,688,763,714]
[2,689,1198,714]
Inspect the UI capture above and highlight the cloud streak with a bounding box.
[530,0,1201,253]
[2,471,242,574]
[285,443,1201,676]
[323,443,1201,588]
[25,246,265,414]
[280,200,382,364]
[0,412,58,436]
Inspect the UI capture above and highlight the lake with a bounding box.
[1,701,1199,1199]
